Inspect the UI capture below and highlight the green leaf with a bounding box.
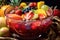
[14,0,19,3]
[10,0,21,6]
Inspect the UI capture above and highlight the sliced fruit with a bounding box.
[4,5,14,14]
[29,2,37,7]
[15,9,22,15]
[0,5,13,16]
[21,14,25,20]
[37,1,45,9]
[0,9,4,16]
[41,5,49,11]
[25,11,34,20]
[1,5,11,11]
[32,14,38,20]
[7,14,22,20]
[36,9,47,19]
[0,17,6,27]
[19,2,27,8]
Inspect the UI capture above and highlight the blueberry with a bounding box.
[27,7,31,10]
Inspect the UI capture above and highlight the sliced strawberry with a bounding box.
[15,9,22,15]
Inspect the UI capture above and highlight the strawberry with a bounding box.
[33,2,37,7]
[29,3,34,7]
[29,2,37,7]
[31,20,41,30]
[15,9,22,15]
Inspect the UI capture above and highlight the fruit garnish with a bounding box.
[25,11,34,20]
[19,2,27,8]
[21,14,25,20]
[1,5,11,11]
[32,14,38,20]
[7,14,22,20]
[36,9,46,15]
[0,17,6,27]
[36,9,47,19]
[41,5,49,11]
[15,9,22,15]
[29,2,37,7]
[0,5,12,16]
[37,1,45,9]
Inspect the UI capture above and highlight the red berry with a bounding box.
[29,2,37,7]
[29,3,34,7]
[15,9,22,15]
[33,2,37,7]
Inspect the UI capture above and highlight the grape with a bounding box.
[41,5,49,11]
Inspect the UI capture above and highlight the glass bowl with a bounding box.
[6,14,52,39]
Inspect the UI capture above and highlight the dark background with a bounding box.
[7,0,60,9]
